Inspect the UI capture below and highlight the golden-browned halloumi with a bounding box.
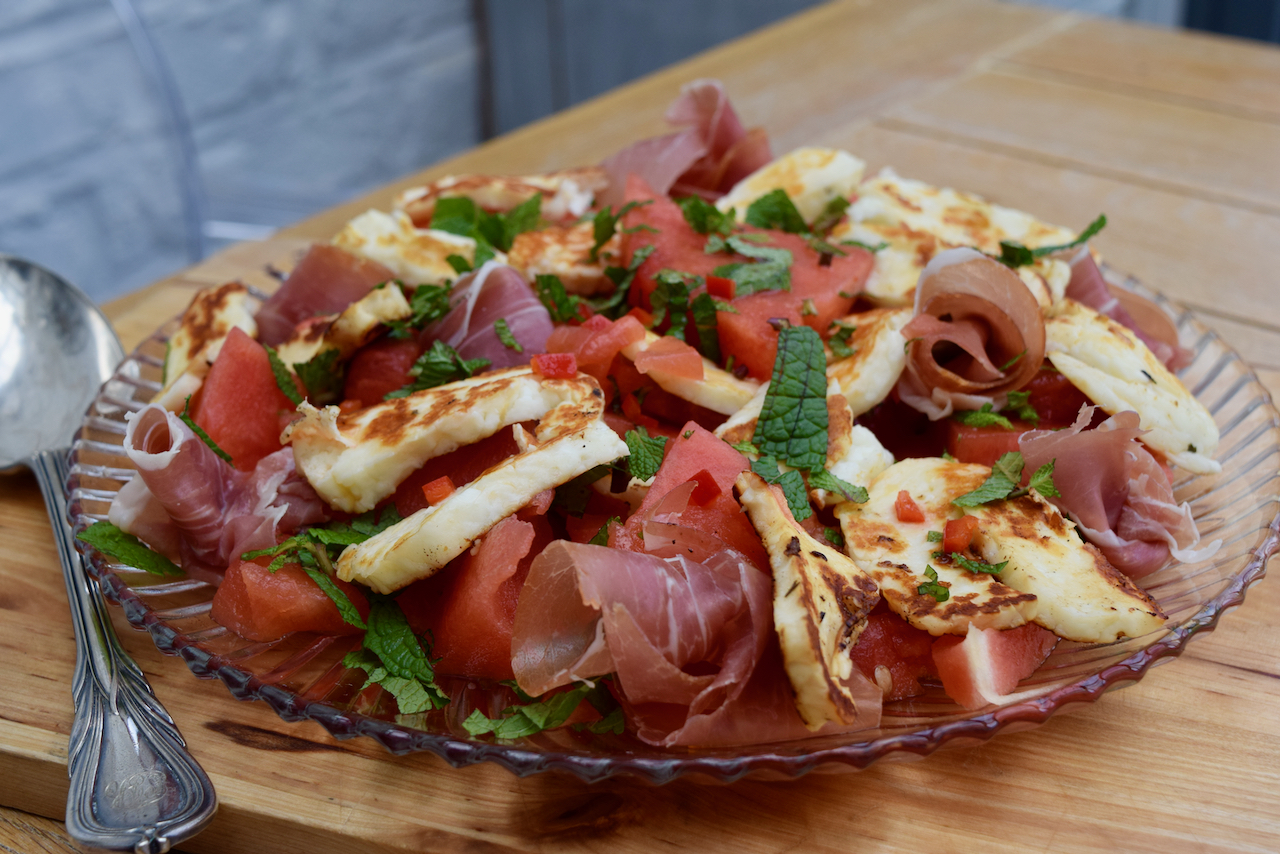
[836,457,1041,636]
[832,168,1073,307]
[155,282,258,410]
[717,147,866,223]
[965,493,1167,643]
[273,282,412,369]
[736,471,881,730]
[826,307,912,417]
[1044,298,1219,474]
[333,209,485,285]
[507,220,616,295]
[396,167,607,223]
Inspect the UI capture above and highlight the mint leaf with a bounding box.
[808,467,868,504]
[387,283,452,339]
[678,196,734,235]
[77,521,183,577]
[689,292,721,363]
[300,564,366,629]
[465,680,620,740]
[952,553,1007,576]
[446,254,472,274]
[179,396,232,464]
[500,194,543,250]
[588,516,619,546]
[927,530,944,543]
[590,200,651,262]
[998,214,1107,268]
[823,526,845,548]
[841,238,889,253]
[917,565,950,602]
[753,325,829,472]
[750,456,812,521]
[625,427,668,481]
[533,274,584,323]
[551,463,614,517]
[731,440,760,456]
[494,317,523,353]
[361,595,448,709]
[1003,390,1040,425]
[811,196,851,235]
[952,452,1024,507]
[292,347,345,405]
[387,341,490,398]
[649,270,696,339]
[265,347,304,405]
[591,244,654,320]
[744,189,807,233]
[712,236,792,295]
[1020,459,1060,499]
[953,403,1013,430]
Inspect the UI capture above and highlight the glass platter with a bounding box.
[64,269,1280,784]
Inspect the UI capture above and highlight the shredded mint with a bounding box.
[552,463,614,517]
[387,283,452,339]
[464,680,622,740]
[823,526,845,548]
[841,238,889,253]
[731,440,760,456]
[828,321,856,359]
[917,565,950,602]
[494,317,523,352]
[345,595,448,713]
[386,341,489,398]
[591,244,655,320]
[712,236,792,295]
[293,348,345,405]
[997,214,1107,268]
[179,396,232,464]
[744,189,807,234]
[953,403,1014,431]
[808,467,868,504]
[952,452,1059,506]
[678,196,734,236]
[588,517,620,546]
[952,553,1007,576]
[533,274,584,323]
[625,427,668,481]
[927,530,944,543]
[1003,390,1040,425]
[811,196,851,235]
[590,200,651,261]
[77,521,183,577]
[750,456,812,521]
[432,194,542,258]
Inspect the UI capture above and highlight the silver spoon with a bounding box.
[0,255,217,853]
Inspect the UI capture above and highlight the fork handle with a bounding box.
[32,449,217,854]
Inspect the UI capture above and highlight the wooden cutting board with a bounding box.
[5,2,1280,851]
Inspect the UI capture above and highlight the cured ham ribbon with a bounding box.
[511,541,862,747]
[256,244,396,346]
[1019,406,1219,579]
[421,261,554,369]
[115,404,329,579]
[1066,249,1193,371]
[897,248,1046,419]
[599,79,772,207]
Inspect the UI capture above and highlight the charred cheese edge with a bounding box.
[273,282,412,368]
[156,282,257,410]
[396,167,606,223]
[620,330,760,415]
[736,471,880,730]
[508,220,617,296]
[836,458,1040,636]
[333,209,486,285]
[826,307,911,417]
[833,168,1073,307]
[1045,298,1220,474]
[965,493,1167,643]
[717,147,866,224]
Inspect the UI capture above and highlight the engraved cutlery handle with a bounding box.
[32,450,217,854]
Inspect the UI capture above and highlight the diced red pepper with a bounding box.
[689,468,721,505]
[421,475,456,506]
[706,275,735,301]
[531,352,578,378]
[895,490,925,524]
[943,516,980,554]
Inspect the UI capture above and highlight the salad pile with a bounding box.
[82,80,1220,748]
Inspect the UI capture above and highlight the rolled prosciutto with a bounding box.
[1065,249,1193,371]
[599,79,772,207]
[420,261,554,369]
[511,541,866,747]
[1019,406,1219,579]
[898,248,1047,419]
[117,404,329,578]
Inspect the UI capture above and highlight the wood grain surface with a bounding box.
[3,1,1279,851]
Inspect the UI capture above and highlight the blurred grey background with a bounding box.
[1,0,1270,305]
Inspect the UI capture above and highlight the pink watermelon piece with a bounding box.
[932,623,1058,709]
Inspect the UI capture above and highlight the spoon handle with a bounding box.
[31,449,217,854]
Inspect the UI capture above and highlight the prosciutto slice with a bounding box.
[599,79,772,207]
[511,541,844,747]
[117,404,329,579]
[897,248,1046,419]
[1019,406,1219,578]
[256,244,395,346]
[420,261,553,369]
[1066,250,1193,371]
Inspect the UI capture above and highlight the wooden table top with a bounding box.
[4,1,1280,851]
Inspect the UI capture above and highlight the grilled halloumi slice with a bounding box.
[333,209,487,285]
[1044,298,1219,474]
[836,458,1040,636]
[273,282,411,369]
[155,282,258,410]
[717,147,866,224]
[508,220,617,296]
[965,493,1167,643]
[620,331,760,415]
[826,307,912,417]
[736,471,881,730]
[832,168,1073,307]
[396,167,607,223]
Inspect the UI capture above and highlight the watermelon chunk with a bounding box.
[932,623,1058,709]
[210,556,369,642]
[849,610,939,701]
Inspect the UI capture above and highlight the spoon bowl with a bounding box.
[0,255,217,853]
